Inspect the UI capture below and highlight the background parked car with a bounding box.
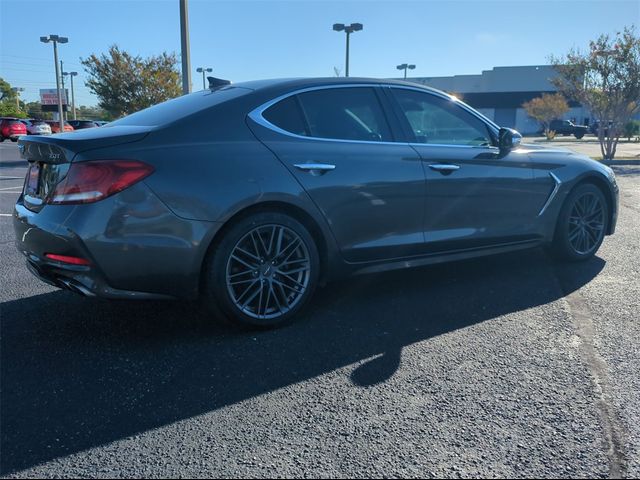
[94,121,109,127]
[0,117,27,142]
[67,119,98,130]
[45,120,74,134]
[549,119,589,139]
[20,119,52,136]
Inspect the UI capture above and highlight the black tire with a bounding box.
[0,137,4,143]
[203,211,320,328]
[551,183,608,261]
[574,132,584,139]
[10,138,17,142]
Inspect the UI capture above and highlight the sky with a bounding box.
[0,0,637,106]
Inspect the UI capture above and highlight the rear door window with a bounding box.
[296,87,393,142]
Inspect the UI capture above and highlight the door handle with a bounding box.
[294,163,336,176]
[429,163,460,175]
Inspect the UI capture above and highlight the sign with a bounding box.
[39,88,68,106]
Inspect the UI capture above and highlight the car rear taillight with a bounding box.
[48,160,154,205]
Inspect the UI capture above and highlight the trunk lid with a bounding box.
[18,125,151,212]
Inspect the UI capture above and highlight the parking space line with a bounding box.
[0,213,13,217]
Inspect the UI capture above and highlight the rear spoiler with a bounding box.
[207,76,231,90]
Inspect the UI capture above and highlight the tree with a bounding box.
[81,45,182,118]
[523,93,569,140]
[0,77,26,117]
[0,77,16,102]
[551,26,640,159]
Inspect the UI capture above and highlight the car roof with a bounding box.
[232,77,449,97]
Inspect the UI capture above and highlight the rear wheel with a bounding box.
[552,183,608,261]
[575,132,585,139]
[203,211,319,328]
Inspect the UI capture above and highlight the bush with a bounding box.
[624,120,640,140]
[0,102,28,118]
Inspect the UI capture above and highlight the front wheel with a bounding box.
[551,183,608,261]
[203,211,320,328]
[574,133,584,139]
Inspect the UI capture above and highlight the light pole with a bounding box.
[196,67,213,89]
[11,87,24,111]
[396,63,416,79]
[332,23,363,77]
[40,34,68,132]
[179,0,192,94]
[63,71,78,119]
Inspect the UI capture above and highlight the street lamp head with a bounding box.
[397,64,407,70]
[350,23,363,31]
[70,71,78,76]
[196,67,203,72]
[41,34,68,43]
[332,23,345,31]
[206,68,213,73]
[408,65,416,70]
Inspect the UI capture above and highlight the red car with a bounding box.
[45,120,74,134]
[0,117,27,142]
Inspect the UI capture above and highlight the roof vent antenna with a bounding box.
[207,76,231,89]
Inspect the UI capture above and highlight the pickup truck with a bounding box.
[549,119,589,139]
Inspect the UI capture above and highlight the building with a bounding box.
[407,65,588,135]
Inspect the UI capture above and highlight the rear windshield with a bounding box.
[31,120,46,126]
[9,120,23,126]
[108,86,251,127]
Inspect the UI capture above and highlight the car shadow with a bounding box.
[0,248,605,474]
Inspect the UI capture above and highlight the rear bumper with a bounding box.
[13,183,222,300]
[13,205,176,300]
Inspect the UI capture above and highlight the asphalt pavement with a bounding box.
[1,141,638,478]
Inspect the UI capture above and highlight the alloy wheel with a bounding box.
[225,224,311,320]
[567,192,605,255]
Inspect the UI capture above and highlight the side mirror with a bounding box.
[498,127,522,150]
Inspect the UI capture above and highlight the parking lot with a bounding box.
[1,140,639,478]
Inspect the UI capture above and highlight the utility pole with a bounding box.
[11,87,24,111]
[179,0,192,94]
[59,60,66,120]
[40,34,68,133]
[64,71,78,119]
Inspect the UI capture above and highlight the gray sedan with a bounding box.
[13,77,618,327]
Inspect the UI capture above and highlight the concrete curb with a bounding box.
[602,160,640,166]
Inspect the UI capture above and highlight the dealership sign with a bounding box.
[39,88,68,105]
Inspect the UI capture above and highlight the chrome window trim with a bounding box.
[538,172,562,216]
[247,83,500,147]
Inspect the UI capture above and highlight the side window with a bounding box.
[392,89,492,146]
[296,87,392,142]
[262,96,308,136]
